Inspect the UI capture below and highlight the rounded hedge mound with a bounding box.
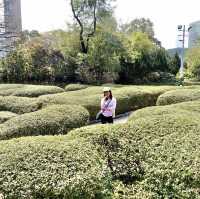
[157,88,200,106]
[0,112,200,198]
[65,83,88,91]
[0,84,64,97]
[130,100,200,121]
[70,113,200,198]
[39,86,175,120]
[0,105,89,140]
[0,111,17,123]
[0,136,111,199]
[0,84,25,96]
[12,85,65,97]
[128,105,189,121]
[0,96,42,114]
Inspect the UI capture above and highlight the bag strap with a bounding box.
[102,99,112,112]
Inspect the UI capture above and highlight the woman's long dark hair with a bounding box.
[104,91,113,100]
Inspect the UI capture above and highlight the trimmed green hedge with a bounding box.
[156,88,200,106]
[130,100,200,121]
[39,85,176,119]
[0,137,110,199]
[65,83,88,91]
[0,96,42,114]
[1,111,200,198]
[0,105,89,140]
[0,84,64,97]
[128,105,188,121]
[70,112,200,198]
[0,111,17,123]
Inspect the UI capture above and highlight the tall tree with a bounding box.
[70,0,114,53]
[120,18,161,47]
[121,18,154,38]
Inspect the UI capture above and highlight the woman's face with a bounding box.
[104,91,110,98]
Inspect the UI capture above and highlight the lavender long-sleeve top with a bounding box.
[101,97,117,117]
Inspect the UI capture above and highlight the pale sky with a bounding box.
[21,0,200,49]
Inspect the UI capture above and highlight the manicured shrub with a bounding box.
[65,83,88,91]
[0,111,17,123]
[0,105,89,140]
[12,85,64,97]
[130,100,200,121]
[0,96,42,114]
[0,84,64,97]
[157,88,200,106]
[0,105,200,198]
[128,105,187,121]
[0,136,111,199]
[0,84,25,96]
[39,85,175,120]
[70,112,200,198]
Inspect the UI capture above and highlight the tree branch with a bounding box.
[70,0,87,53]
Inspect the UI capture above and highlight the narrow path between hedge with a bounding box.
[89,112,132,125]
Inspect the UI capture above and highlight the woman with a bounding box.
[100,87,117,124]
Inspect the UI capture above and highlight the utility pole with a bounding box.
[178,25,186,79]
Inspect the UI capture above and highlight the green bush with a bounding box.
[69,112,200,198]
[0,136,111,199]
[130,100,200,121]
[65,83,88,91]
[0,84,25,96]
[39,85,175,119]
[0,105,89,140]
[0,102,200,198]
[0,111,17,123]
[157,88,200,106]
[0,96,42,114]
[12,85,65,97]
[0,84,64,97]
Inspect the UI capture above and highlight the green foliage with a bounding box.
[69,107,200,198]
[157,88,200,106]
[0,105,89,140]
[130,99,200,121]
[0,84,64,97]
[0,136,112,198]
[120,18,161,47]
[118,32,175,84]
[70,0,115,53]
[185,46,200,79]
[39,85,175,119]
[65,83,88,91]
[20,30,41,43]
[0,37,76,83]
[0,96,41,114]
[121,18,155,39]
[119,32,173,83]
[0,111,17,123]
[1,86,200,198]
[169,52,181,75]
[76,31,122,84]
[0,15,178,85]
